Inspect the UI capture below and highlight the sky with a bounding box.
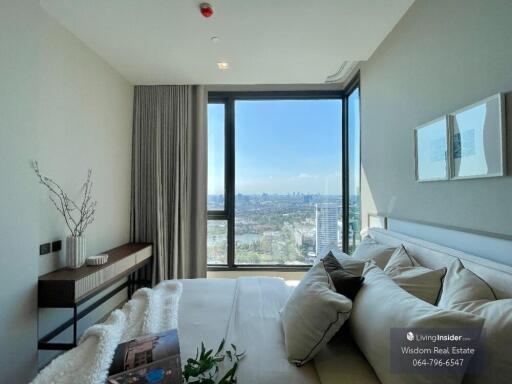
[208,95,360,196]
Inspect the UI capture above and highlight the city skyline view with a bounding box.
[207,95,361,265]
[207,192,361,265]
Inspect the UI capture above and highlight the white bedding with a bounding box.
[32,277,320,384]
[178,277,320,384]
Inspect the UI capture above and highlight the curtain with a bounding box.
[130,85,207,282]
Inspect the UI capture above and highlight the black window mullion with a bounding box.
[342,96,349,254]
[226,97,236,268]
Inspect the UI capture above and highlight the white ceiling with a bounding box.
[41,0,414,85]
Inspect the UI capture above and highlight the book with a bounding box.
[107,329,183,384]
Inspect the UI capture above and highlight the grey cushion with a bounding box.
[351,263,485,384]
[439,260,511,384]
[322,253,364,300]
[384,246,447,305]
[352,236,396,268]
[281,262,352,366]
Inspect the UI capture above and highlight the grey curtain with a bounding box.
[130,85,207,282]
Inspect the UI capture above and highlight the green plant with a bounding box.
[182,339,245,384]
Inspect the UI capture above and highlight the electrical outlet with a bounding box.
[39,243,51,256]
[51,240,62,252]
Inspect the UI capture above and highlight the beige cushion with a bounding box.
[351,263,485,384]
[438,260,496,307]
[384,245,420,269]
[438,260,511,384]
[281,262,352,366]
[384,246,447,305]
[352,236,396,268]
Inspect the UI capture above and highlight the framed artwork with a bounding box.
[449,93,506,179]
[415,116,449,182]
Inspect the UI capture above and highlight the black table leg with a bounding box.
[72,305,78,347]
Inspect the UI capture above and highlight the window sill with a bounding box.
[207,265,312,272]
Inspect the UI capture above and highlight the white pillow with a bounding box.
[352,237,396,268]
[384,246,447,305]
[438,260,511,384]
[281,262,352,366]
[351,263,485,384]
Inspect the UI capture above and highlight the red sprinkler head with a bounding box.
[200,3,214,18]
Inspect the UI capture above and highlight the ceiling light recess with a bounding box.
[217,62,229,70]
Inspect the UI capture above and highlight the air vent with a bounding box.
[325,61,358,83]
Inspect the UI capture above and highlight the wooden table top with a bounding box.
[39,243,152,281]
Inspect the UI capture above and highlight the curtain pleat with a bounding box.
[130,85,207,282]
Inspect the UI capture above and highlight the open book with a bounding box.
[107,329,183,384]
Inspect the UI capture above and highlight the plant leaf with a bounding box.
[216,339,225,355]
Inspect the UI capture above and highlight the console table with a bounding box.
[38,243,152,351]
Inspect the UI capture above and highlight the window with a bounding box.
[207,103,225,211]
[207,80,360,269]
[235,99,342,265]
[347,86,361,254]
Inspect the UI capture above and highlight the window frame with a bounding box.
[208,75,360,271]
[345,76,362,254]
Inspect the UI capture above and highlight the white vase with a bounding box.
[66,236,87,269]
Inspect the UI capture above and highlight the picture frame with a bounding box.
[449,93,506,180]
[414,116,449,182]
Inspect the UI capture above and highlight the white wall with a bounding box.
[37,1,133,275]
[0,1,133,381]
[360,0,512,237]
[0,0,40,380]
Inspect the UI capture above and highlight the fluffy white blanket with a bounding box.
[31,280,182,384]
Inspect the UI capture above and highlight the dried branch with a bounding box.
[32,161,97,237]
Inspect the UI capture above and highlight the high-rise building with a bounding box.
[315,203,339,256]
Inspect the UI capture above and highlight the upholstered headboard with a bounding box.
[367,228,512,299]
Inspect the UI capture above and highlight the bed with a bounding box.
[177,277,320,383]
[33,225,512,384]
[177,226,512,384]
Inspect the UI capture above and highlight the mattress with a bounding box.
[178,277,321,384]
[314,329,380,384]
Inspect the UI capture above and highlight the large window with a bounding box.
[347,86,361,253]
[207,82,360,268]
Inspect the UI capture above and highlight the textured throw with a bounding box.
[31,281,182,384]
